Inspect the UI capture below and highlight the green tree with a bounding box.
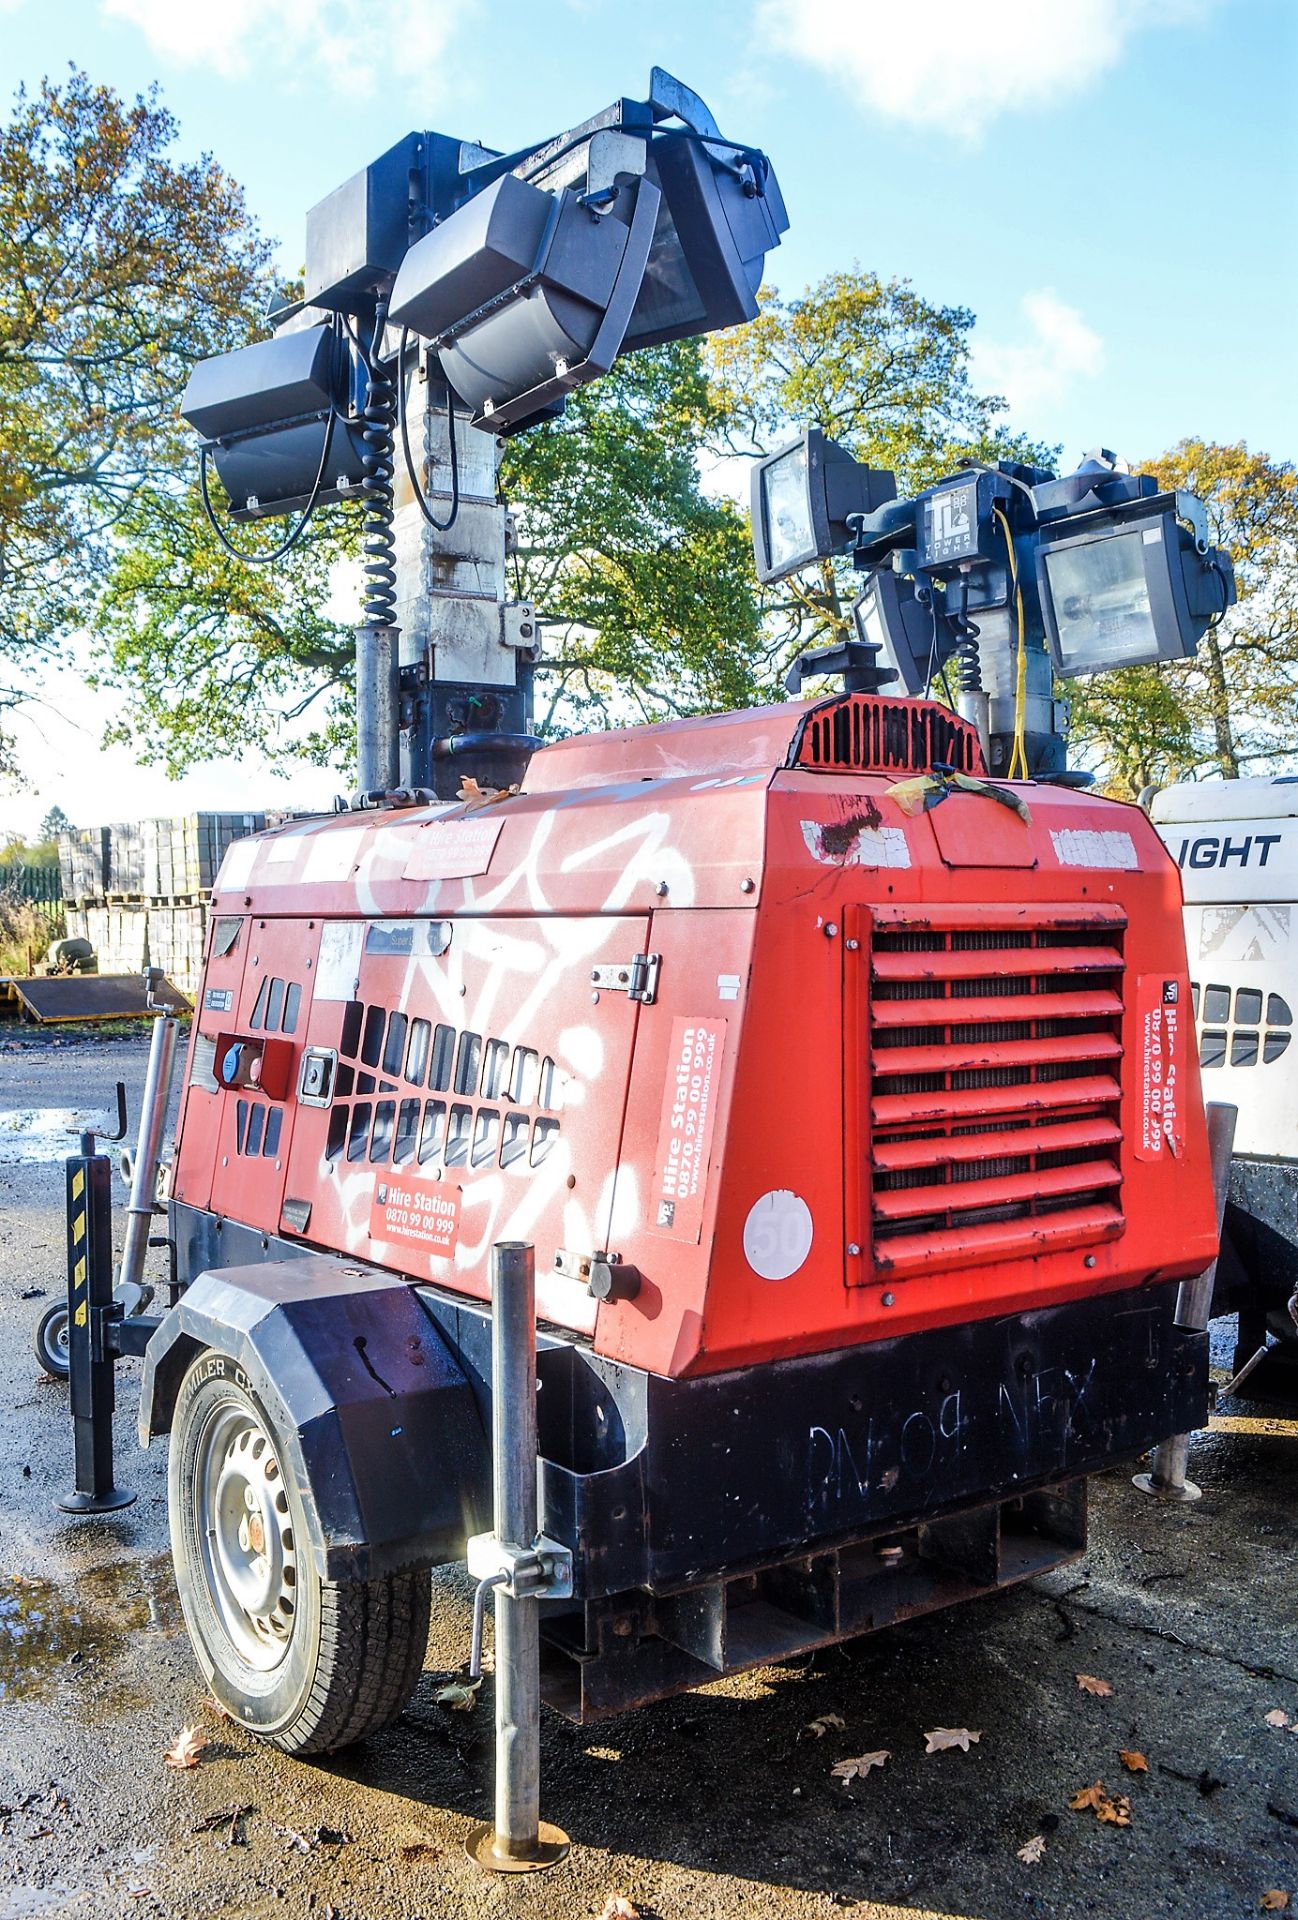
[504,339,764,730]
[93,482,354,775]
[0,69,288,770]
[1067,442,1298,794]
[38,803,71,841]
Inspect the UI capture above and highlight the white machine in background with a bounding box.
[1152,778,1298,1377]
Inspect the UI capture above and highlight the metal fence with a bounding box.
[0,861,65,930]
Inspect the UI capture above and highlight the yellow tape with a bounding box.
[72,1169,84,1202]
[74,1303,87,1328]
[73,1211,85,1245]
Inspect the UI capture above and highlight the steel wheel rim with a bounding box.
[193,1399,298,1672]
[43,1312,69,1366]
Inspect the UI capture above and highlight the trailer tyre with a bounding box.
[34,1304,70,1380]
[168,1351,431,1755]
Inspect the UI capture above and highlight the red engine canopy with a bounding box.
[172,694,1217,1377]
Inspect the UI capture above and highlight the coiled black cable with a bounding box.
[359,303,398,627]
[955,616,983,694]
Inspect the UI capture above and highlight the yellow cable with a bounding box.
[995,505,1030,781]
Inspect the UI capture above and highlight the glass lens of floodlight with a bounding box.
[1045,531,1159,671]
[763,442,812,575]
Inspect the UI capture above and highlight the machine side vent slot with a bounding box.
[249,974,301,1035]
[791,695,985,778]
[327,996,567,1176]
[865,906,1127,1279]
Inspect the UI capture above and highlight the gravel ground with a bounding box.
[0,1029,1295,1920]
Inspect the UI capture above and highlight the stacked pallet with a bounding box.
[59,812,267,997]
[82,902,150,975]
[58,827,111,904]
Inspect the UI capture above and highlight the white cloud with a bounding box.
[756,0,1211,137]
[972,288,1105,423]
[101,0,463,99]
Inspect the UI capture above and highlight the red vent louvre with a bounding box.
[857,904,1127,1283]
[792,695,985,777]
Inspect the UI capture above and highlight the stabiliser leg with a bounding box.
[56,1140,135,1515]
[466,1242,571,1874]
[1133,1100,1237,1503]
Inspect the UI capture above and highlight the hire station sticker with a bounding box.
[370,1175,461,1258]
[650,1017,726,1243]
[1135,973,1185,1162]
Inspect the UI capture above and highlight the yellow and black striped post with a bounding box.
[55,1147,135,1514]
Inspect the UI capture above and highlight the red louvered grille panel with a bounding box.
[792,695,986,776]
[865,906,1127,1280]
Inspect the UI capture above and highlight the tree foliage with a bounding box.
[93,483,355,775]
[504,339,764,730]
[1067,441,1298,794]
[0,69,281,768]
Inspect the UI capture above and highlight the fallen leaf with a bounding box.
[1119,1750,1149,1773]
[191,1803,252,1838]
[434,1678,481,1712]
[803,1713,846,1739]
[831,1751,890,1782]
[1261,1895,1291,1913]
[162,1726,209,1770]
[1266,1709,1292,1729]
[599,1897,640,1920]
[1069,1779,1131,1826]
[1017,1834,1047,1864]
[1076,1673,1114,1697]
[924,1727,982,1754]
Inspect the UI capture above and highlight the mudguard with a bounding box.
[139,1255,490,1580]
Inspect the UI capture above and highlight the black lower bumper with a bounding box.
[419,1279,1205,1718]
[425,1277,1204,1596]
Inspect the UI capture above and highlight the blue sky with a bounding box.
[1,0,1294,833]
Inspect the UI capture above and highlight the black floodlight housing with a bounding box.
[751,429,897,585]
[1035,494,1235,676]
[851,568,939,696]
[389,169,661,432]
[180,321,368,518]
[389,69,785,433]
[181,69,787,512]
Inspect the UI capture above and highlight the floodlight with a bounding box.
[388,172,662,433]
[179,323,367,518]
[850,570,938,696]
[1036,501,1235,675]
[750,430,897,585]
[620,130,788,351]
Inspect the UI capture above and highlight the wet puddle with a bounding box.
[0,1556,180,1706]
[0,1110,105,1166]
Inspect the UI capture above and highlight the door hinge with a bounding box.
[590,952,660,1005]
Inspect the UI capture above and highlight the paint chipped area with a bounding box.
[800,818,911,869]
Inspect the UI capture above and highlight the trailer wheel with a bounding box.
[34,1304,70,1380]
[168,1351,431,1754]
